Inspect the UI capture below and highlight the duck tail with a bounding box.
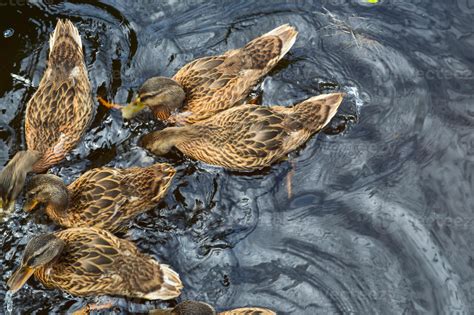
[262,24,298,60]
[291,93,345,133]
[238,24,297,72]
[0,150,41,212]
[48,19,84,71]
[143,264,183,300]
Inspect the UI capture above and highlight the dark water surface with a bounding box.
[0,0,473,314]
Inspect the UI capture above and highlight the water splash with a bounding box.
[344,85,365,114]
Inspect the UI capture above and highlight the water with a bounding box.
[4,291,13,314]
[0,0,473,314]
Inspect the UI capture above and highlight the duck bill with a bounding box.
[7,266,35,293]
[23,199,39,212]
[121,98,145,119]
[97,96,124,110]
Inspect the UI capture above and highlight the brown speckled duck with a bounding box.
[23,163,175,233]
[111,24,298,125]
[8,227,182,299]
[140,93,344,171]
[0,19,93,211]
[149,301,276,315]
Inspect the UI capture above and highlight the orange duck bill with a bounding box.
[98,96,148,119]
[97,96,124,110]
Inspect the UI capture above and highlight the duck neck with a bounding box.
[45,188,70,225]
[170,125,201,142]
[147,80,186,120]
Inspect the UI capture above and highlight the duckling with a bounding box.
[113,24,298,124]
[8,227,182,299]
[0,19,93,211]
[150,300,276,315]
[23,163,175,233]
[140,93,344,171]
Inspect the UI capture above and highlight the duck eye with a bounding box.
[139,95,151,103]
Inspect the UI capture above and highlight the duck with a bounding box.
[7,227,183,299]
[149,300,276,315]
[0,19,94,211]
[23,163,175,233]
[140,93,344,171]
[101,24,298,125]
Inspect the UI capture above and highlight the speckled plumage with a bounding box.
[166,24,298,124]
[16,227,182,299]
[26,163,175,232]
[141,93,344,171]
[219,308,276,315]
[0,19,93,209]
[149,301,276,315]
[26,19,93,172]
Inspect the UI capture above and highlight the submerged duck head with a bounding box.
[171,301,216,315]
[139,126,201,156]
